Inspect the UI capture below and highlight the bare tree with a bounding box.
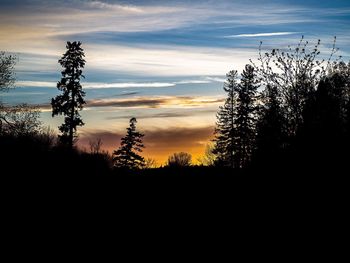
[167,152,192,167]
[89,138,103,154]
[250,36,341,135]
[0,52,16,92]
[197,143,216,166]
[144,158,158,169]
[0,104,41,136]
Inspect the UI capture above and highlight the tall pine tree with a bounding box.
[213,70,239,168]
[52,41,86,148]
[234,64,259,168]
[113,118,145,169]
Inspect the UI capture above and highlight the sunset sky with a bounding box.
[1,0,350,164]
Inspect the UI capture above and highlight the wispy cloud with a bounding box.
[225,32,299,38]
[175,80,211,84]
[87,1,144,13]
[16,81,56,88]
[104,108,217,120]
[88,97,167,108]
[16,80,175,89]
[16,77,223,89]
[84,44,256,76]
[84,82,176,88]
[87,96,224,109]
[205,76,226,83]
[105,112,193,120]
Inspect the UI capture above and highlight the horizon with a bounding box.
[1,0,350,164]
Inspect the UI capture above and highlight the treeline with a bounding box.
[213,37,350,171]
[0,37,349,175]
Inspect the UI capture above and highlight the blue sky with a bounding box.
[1,0,349,162]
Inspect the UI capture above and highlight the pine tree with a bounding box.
[254,85,285,167]
[213,70,239,168]
[113,118,145,169]
[51,41,86,148]
[234,64,259,168]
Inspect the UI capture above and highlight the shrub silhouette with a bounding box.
[167,152,192,167]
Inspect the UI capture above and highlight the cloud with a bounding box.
[114,91,140,97]
[226,32,299,38]
[175,80,211,84]
[84,44,257,76]
[205,76,226,83]
[105,111,215,120]
[16,80,175,89]
[105,112,186,120]
[88,97,167,108]
[16,81,56,88]
[16,78,223,89]
[84,82,175,88]
[87,1,144,13]
[86,96,224,109]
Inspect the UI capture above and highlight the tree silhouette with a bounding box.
[234,64,259,168]
[250,37,339,136]
[333,61,350,144]
[299,71,348,167]
[0,52,16,92]
[213,70,239,168]
[144,158,158,169]
[51,41,86,148]
[113,118,145,169]
[198,143,216,166]
[254,85,285,167]
[167,152,192,167]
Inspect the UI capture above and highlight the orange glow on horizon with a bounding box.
[78,126,215,166]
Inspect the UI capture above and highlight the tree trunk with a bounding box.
[69,70,75,149]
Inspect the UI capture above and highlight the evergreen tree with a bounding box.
[113,118,145,169]
[254,85,285,167]
[234,64,259,168]
[51,41,86,148]
[213,70,239,168]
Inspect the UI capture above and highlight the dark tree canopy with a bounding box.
[113,118,145,169]
[52,41,86,148]
[0,52,16,92]
[249,37,349,170]
[254,84,285,167]
[250,37,340,136]
[298,69,349,167]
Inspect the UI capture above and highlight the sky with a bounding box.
[1,0,350,164]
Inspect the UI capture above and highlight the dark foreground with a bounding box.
[1,134,347,197]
